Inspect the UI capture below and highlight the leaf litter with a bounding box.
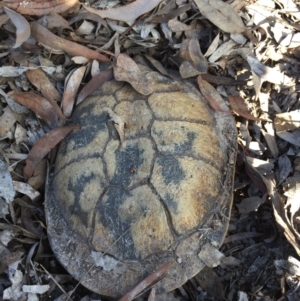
[1,0,300,300]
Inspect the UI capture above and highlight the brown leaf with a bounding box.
[23,126,78,181]
[143,55,170,77]
[201,73,246,85]
[195,266,225,300]
[4,7,30,48]
[30,22,109,62]
[9,92,58,128]
[197,76,229,113]
[62,66,87,118]
[118,262,172,301]
[83,0,162,22]
[114,54,153,95]
[41,90,67,121]
[180,38,207,73]
[4,0,78,15]
[224,232,263,244]
[77,68,113,105]
[228,94,261,121]
[148,4,192,23]
[26,68,61,101]
[38,14,71,30]
[194,0,246,34]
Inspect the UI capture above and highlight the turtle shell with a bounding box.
[45,70,237,297]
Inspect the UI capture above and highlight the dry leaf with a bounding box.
[201,73,245,85]
[23,126,78,181]
[77,68,113,105]
[12,181,40,201]
[30,22,109,62]
[38,14,71,30]
[104,107,125,144]
[84,0,162,22]
[194,0,246,34]
[0,160,15,204]
[62,66,87,118]
[276,154,292,185]
[168,18,189,32]
[195,266,225,300]
[4,7,30,49]
[197,76,229,112]
[274,110,300,133]
[118,262,172,301]
[9,92,58,129]
[180,38,208,73]
[228,94,261,121]
[276,130,300,147]
[198,243,224,268]
[4,0,78,15]
[144,55,169,77]
[41,90,67,121]
[204,31,220,57]
[208,39,236,63]
[26,68,61,101]
[247,54,293,86]
[236,196,265,214]
[114,54,153,95]
[148,4,191,23]
[0,107,18,136]
[244,156,267,194]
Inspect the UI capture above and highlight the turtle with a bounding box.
[45,64,237,298]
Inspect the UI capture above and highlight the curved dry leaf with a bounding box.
[104,107,125,144]
[84,0,162,22]
[204,32,220,57]
[38,14,71,30]
[9,92,58,128]
[3,7,30,49]
[77,68,113,105]
[23,126,78,181]
[12,181,40,201]
[114,54,153,95]
[4,0,78,16]
[118,262,172,301]
[208,39,236,63]
[194,0,246,34]
[148,3,191,23]
[41,90,67,121]
[247,55,293,86]
[197,76,229,112]
[62,66,87,118]
[168,18,189,32]
[228,94,261,121]
[276,154,292,185]
[144,55,169,77]
[180,38,207,73]
[26,68,61,101]
[30,22,110,62]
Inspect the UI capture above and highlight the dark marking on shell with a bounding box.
[59,102,109,155]
[110,143,145,188]
[97,187,136,259]
[174,131,196,153]
[67,172,96,226]
[164,193,178,214]
[156,155,185,185]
